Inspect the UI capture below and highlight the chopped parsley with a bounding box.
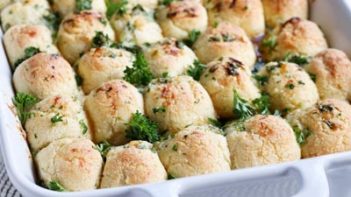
[284,53,309,66]
[184,29,201,47]
[309,73,316,82]
[233,90,255,119]
[162,0,175,6]
[43,12,61,32]
[254,75,268,86]
[153,106,166,114]
[106,0,128,19]
[285,83,295,89]
[75,74,83,86]
[293,126,311,145]
[123,51,154,86]
[48,181,65,192]
[208,118,223,128]
[261,35,277,51]
[75,0,92,12]
[233,91,271,119]
[172,144,178,151]
[167,173,176,179]
[91,31,114,48]
[208,33,235,42]
[13,93,39,124]
[187,60,206,81]
[227,119,246,132]
[125,111,160,143]
[95,141,111,158]
[79,119,88,134]
[14,47,41,68]
[51,113,63,123]
[252,94,270,115]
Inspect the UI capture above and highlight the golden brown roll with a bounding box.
[144,76,217,134]
[206,0,265,38]
[262,0,308,28]
[287,99,351,158]
[51,0,107,17]
[257,62,319,112]
[1,0,50,31]
[110,6,163,47]
[57,11,115,64]
[26,95,90,153]
[36,138,103,191]
[193,22,256,69]
[261,18,328,61]
[157,125,231,178]
[143,38,197,77]
[225,115,301,168]
[13,53,79,99]
[200,57,260,118]
[100,141,167,188]
[84,80,144,145]
[77,47,135,94]
[156,0,208,40]
[3,24,59,68]
[305,49,351,101]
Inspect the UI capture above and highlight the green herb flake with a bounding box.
[309,73,316,82]
[79,119,88,134]
[252,94,270,115]
[285,83,295,89]
[162,0,174,6]
[167,173,176,179]
[187,60,205,81]
[233,90,255,119]
[95,141,111,158]
[125,111,160,143]
[76,0,93,12]
[184,29,201,47]
[284,53,310,66]
[48,181,65,192]
[153,106,166,114]
[14,47,41,68]
[75,74,83,86]
[51,113,63,123]
[172,144,178,151]
[43,12,61,32]
[91,31,114,48]
[106,0,128,19]
[254,75,268,86]
[13,93,39,124]
[262,35,277,51]
[123,51,154,86]
[208,118,222,128]
[293,126,311,145]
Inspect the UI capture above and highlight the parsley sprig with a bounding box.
[14,47,41,68]
[51,113,63,123]
[13,93,39,124]
[48,181,65,192]
[233,91,271,119]
[91,31,114,48]
[76,0,93,12]
[106,0,128,19]
[184,30,201,47]
[293,126,311,145]
[126,111,160,143]
[283,53,310,66]
[123,51,154,86]
[95,141,112,158]
[187,60,206,81]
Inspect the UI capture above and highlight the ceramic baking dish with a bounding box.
[1,0,351,196]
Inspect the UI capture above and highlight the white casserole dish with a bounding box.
[1,0,351,196]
